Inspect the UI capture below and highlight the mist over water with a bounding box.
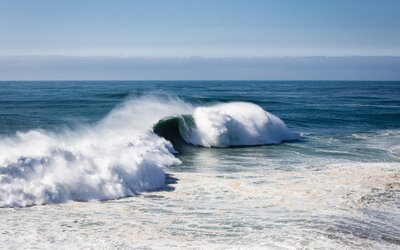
[0,81,399,248]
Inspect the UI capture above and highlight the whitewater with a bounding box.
[0,81,399,249]
[0,95,298,207]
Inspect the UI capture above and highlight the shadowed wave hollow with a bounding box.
[153,102,300,148]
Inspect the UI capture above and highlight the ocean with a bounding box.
[0,81,399,249]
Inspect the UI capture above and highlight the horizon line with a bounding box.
[2,80,400,82]
[2,55,400,59]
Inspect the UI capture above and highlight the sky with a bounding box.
[1,0,400,80]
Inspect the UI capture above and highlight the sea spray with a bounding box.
[0,96,192,207]
[183,102,300,147]
[0,95,298,207]
[154,102,301,147]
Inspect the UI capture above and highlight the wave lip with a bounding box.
[155,102,300,148]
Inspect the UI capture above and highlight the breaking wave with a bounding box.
[0,95,298,207]
[154,102,300,147]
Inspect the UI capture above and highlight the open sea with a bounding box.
[0,81,399,249]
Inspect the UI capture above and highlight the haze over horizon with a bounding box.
[1,0,400,80]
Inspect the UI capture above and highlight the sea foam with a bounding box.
[0,96,298,207]
[0,96,191,207]
[180,102,300,147]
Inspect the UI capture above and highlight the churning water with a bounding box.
[0,81,399,249]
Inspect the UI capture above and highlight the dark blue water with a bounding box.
[1,81,399,132]
[1,81,399,164]
[0,81,399,248]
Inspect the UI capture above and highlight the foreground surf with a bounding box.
[0,96,191,207]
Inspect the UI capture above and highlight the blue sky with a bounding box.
[2,0,400,57]
[1,0,400,79]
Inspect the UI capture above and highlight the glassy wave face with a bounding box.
[0,81,399,248]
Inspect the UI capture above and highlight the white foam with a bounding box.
[1,162,398,249]
[181,102,300,147]
[0,95,192,207]
[0,96,298,207]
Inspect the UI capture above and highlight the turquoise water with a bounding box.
[0,81,399,248]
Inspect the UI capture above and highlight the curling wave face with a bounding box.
[154,102,300,147]
[0,96,298,207]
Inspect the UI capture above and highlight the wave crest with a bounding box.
[0,95,298,207]
[154,102,300,147]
